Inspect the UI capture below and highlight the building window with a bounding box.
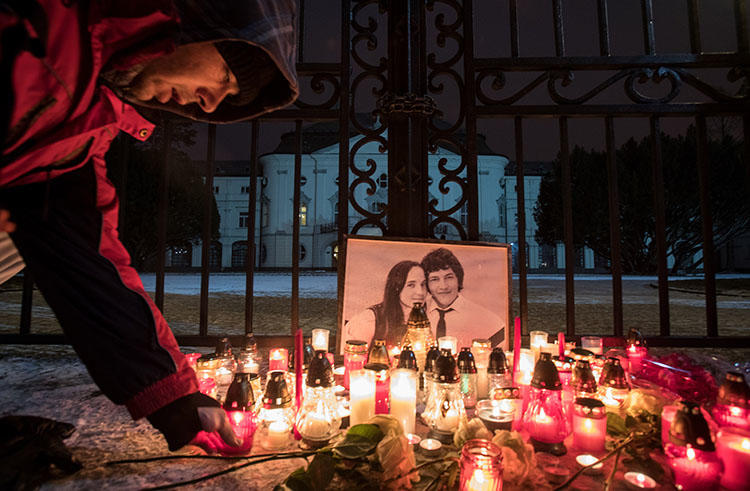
[260,244,267,264]
[169,246,191,268]
[214,186,219,194]
[370,201,385,213]
[299,204,307,226]
[241,186,250,193]
[239,212,249,228]
[232,241,248,268]
[460,202,468,226]
[300,244,306,261]
[300,176,307,186]
[261,203,269,228]
[498,201,506,227]
[378,173,388,188]
[333,201,339,225]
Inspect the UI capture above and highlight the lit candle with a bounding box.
[349,369,376,426]
[668,447,722,491]
[302,411,331,439]
[716,428,750,491]
[581,336,603,355]
[623,471,657,489]
[420,438,443,458]
[661,405,677,447]
[269,348,289,371]
[389,368,417,434]
[572,397,607,452]
[438,336,458,356]
[311,329,330,352]
[627,344,647,374]
[406,433,421,445]
[264,419,291,450]
[343,340,368,390]
[475,399,513,432]
[530,330,548,362]
[575,454,603,475]
[437,406,460,432]
[364,363,390,414]
[458,439,503,491]
[472,339,491,400]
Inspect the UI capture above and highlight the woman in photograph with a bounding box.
[345,260,427,348]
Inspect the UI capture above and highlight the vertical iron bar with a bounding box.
[19,270,33,335]
[155,120,171,310]
[687,0,702,54]
[509,0,520,57]
[735,0,748,53]
[552,0,566,56]
[650,116,670,336]
[292,120,302,335]
[559,117,575,337]
[745,114,750,192]
[245,121,260,335]
[411,0,430,239]
[514,117,528,334]
[336,0,352,354]
[605,117,623,336]
[641,0,656,55]
[597,0,611,56]
[463,0,479,240]
[199,124,216,337]
[695,115,718,336]
[298,0,305,63]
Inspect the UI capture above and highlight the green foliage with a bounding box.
[606,410,664,482]
[332,424,384,460]
[105,124,220,270]
[534,124,750,273]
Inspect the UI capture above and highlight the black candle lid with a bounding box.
[457,348,477,374]
[215,337,232,356]
[368,339,390,365]
[307,350,334,388]
[570,347,595,359]
[599,357,629,389]
[434,348,459,383]
[263,371,292,408]
[303,343,316,368]
[717,371,750,409]
[487,348,508,374]
[425,345,441,372]
[397,344,418,371]
[530,352,562,390]
[626,328,647,348]
[670,401,715,451]
[223,372,256,411]
[571,359,597,394]
[240,334,257,353]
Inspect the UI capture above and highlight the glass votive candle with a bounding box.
[575,454,603,475]
[627,345,648,374]
[343,339,368,390]
[197,376,217,399]
[365,362,390,414]
[715,427,750,491]
[667,446,722,491]
[572,397,607,452]
[475,399,514,433]
[257,371,294,451]
[438,336,458,356]
[472,339,492,400]
[581,336,603,355]
[623,471,657,489]
[269,348,289,372]
[349,369,376,426]
[390,368,418,435]
[530,330,548,361]
[458,439,503,491]
[420,438,443,458]
[311,329,330,352]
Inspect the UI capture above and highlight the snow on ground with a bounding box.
[138,272,750,309]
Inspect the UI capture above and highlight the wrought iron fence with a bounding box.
[2,0,749,349]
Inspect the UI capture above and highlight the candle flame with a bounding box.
[232,412,244,425]
[584,419,593,430]
[637,473,645,483]
[536,407,553,424]
[730,405,743,417]
[686,447,696,460]
[471,469,486,483]
[742,439,750,451]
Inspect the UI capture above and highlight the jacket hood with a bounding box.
[132,0,299,123]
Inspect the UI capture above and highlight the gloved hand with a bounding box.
[147,392,246,453]
[188,406,249,454]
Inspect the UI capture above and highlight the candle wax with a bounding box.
[716,431,750,491]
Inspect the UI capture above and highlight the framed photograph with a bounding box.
[338,235,511,354]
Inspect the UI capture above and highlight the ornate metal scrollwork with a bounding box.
[376,92,437,115]
[294,73,341,110]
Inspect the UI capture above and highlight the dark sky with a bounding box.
[189,0,746,162]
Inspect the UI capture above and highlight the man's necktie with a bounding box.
[436,308,453,338]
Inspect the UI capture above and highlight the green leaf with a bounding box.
[332,424,385,460]
[308,453,336,491]
[277,467,313,491]
[347,424,385,442]
[607,412,628,438]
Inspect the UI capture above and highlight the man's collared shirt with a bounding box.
[426,293,506,350]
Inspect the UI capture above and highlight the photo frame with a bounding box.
[337,235,512,354]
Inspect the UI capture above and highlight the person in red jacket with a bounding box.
[0,0,298,452]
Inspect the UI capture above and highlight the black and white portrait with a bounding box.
[339,236,511,353]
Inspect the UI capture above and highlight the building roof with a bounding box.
[504,161,554,176]
[270,115,499,155]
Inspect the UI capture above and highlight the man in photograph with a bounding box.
[421,247,505,350]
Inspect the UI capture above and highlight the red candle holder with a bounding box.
[523,352,570,456]
[269,348,289,372]
[665,401,721,491]
[458,439,503,491]
[222,372,257,454]
[712,372,750,431]
[365,362,390,414]
[572,397,607,452]
[343,339,368,390]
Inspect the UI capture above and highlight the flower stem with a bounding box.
[553,435,634,491]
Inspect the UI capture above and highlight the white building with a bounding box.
[188,121,599,271]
